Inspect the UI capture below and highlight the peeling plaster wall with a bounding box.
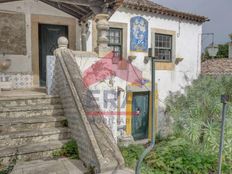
[0,0,79,88]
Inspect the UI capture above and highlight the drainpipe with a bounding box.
[135,55,156,174]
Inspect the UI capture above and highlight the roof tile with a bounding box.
[201,59,232,75]
[123,0,208,23]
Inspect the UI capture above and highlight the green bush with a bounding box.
[165,75,232,170]
[120,144,145,168]
[120,138,224,174]
[0,157,17,174]
[53,139,79,159]
[120,144,155,173]
[145,138,218,174]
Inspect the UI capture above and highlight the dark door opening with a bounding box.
[39,24,68,86]
[132,92,149,141]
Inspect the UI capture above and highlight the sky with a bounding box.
[154,0,232,48]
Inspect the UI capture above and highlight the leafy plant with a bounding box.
[217,44,229,58]
[145,138,219,174]
[0,155,17,174]
[166,75,232,169]
[120,144,144,168]
[53,139,79,159]
[61,119,68,127]
[120,137,227,174]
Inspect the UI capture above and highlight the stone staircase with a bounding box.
[0,94,71,165]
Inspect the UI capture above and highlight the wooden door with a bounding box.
[39,24,68,86]
[132,92,149,140]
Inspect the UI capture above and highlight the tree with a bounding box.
[216,44,229,58]
[202,43,229,61]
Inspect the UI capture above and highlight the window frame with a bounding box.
[154,33,173,61]
[151,29,176,63]
[108,27,123,62]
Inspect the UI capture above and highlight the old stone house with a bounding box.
[0,0,208,172]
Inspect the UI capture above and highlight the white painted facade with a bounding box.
[85,7,203,137]
[88,7,203,102]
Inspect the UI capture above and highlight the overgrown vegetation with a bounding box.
[166,75,232,166]
[0,155,17,174]
[53,139,79,159]
[120,137,229,174]
[120,144,144,169]
[120,75,232,173]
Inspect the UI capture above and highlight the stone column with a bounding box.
[81,22,88,51]
[95,14,112,57]
[229,42,232,58]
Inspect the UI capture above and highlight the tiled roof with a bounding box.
[201,59,232,75]
[123,0,208,23]
[0,0,123,21]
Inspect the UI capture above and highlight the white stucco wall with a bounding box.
[87,7,203,102]
[85,7,203,137]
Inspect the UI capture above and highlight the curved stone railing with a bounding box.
[53,37,124,173]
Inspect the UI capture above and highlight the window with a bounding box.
[154,33,172,61]
[108,28,122,63]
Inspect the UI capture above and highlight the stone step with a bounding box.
[0,128,71,147]
[0,106,64,118]
[11,158,89,174]
[0,104,63,112]
[0,116,67,133]
[0,140,70,165]
[0,96,61,107]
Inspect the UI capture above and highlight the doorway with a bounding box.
[39,24,68,86]
[132,92,150,140]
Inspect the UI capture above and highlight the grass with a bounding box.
[52,139,79,159]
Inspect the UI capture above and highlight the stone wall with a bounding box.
[0,12,26,55]
[201,59,232,75]
[53,45,124,173]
